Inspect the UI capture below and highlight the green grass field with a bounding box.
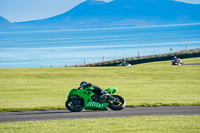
[0,115,200,133]
[0,57,200,111]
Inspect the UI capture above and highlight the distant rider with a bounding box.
[121,59,126,65]
[172,56,182,63]
[171,56,178,63]
[79,81,110,99]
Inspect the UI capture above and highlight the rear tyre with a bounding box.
[65,96,84,112]
[108,95,126,110]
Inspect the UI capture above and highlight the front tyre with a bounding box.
[108,95,126,110]
[65,96,84,112]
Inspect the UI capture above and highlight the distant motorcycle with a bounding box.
[117,59,131,66]
[65,87,126,112]
[116,63,131,66]
[171,56,183,65]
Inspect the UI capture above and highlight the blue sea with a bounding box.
[0,23,200,68]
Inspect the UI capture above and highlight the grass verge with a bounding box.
[0,115,200,133]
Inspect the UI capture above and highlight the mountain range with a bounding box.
[1,0,200,31]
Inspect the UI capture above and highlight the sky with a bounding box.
[0,0,200,23]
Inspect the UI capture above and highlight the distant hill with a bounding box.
[1,0,200,31]
[0,16,11,28]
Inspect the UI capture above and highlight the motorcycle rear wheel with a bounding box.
[108,95,126,110]
[65,97,84,112]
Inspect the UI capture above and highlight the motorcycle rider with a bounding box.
[171,56,178,63]
[79,81,110,100]
[171,56,182,65]
[121,59,126,65]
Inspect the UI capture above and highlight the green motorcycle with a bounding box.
[65,87,126,112]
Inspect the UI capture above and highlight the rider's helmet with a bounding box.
[80,81,87,88]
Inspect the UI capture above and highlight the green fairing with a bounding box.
[67,87,94,99]
[106,87,117,95]
[67,87,117,110]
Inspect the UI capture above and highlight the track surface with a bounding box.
[0,106,200,123]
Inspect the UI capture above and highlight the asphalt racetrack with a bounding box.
[0,106,200,123]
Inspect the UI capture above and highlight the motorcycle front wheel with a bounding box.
[108,95,126,110]
[65,96,84,112]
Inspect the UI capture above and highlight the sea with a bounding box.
[0,23,200,68]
